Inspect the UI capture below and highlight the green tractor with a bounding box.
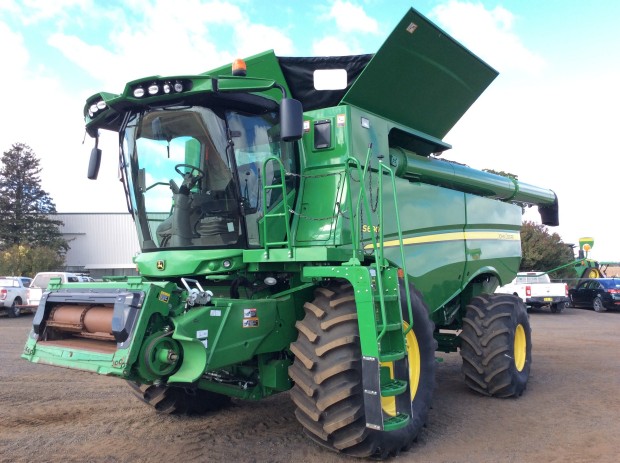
[544,238,608,281]
[23,8,559,459]
[573,238,606,279]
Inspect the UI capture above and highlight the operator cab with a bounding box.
[122,103,297,251]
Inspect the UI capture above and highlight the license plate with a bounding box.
[544,297,552,302]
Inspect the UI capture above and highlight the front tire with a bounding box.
[288,282,436,459]
[128,382,231,414]
[460,294,531,398]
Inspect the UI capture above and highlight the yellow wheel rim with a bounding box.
[588,268,601,278]
[582,267,601,278]
[514,324,526,372]
[381,322,421,416]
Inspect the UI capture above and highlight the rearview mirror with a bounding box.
[280,98,303,142]
[88,138,102,180]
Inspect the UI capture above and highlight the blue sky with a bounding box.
[1,0,619,260]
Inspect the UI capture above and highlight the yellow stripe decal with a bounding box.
[364,231,519,250]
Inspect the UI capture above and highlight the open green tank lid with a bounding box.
[341,7,498,139]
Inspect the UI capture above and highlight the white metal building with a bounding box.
[55,213,140,279]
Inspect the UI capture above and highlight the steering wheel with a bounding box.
[174,163,206,193]
[175,163,206,179]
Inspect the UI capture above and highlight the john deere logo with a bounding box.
[156,260,165,270]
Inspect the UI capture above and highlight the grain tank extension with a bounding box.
[23,8,558,459]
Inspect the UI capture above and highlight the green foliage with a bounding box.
[520,221,574,279]
[0,244,64,277]
[0,143,68,271]
[482,168,518,180]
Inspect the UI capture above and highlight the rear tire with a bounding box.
[128,382,231,414]
[582,267,602,279]
[7,299,21,318]
[593,296,606,313]
[460,293,531,397]
[288,281,436,459]
[550,302,565,314]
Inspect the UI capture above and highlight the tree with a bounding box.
[0,143,68,274]
[483,168,518,180]
[520,221,574,279]
[0,244,64,276]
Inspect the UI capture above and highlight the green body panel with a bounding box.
[23,340,119,375]
[291,106,353,245]
[341,8,498,140]
[134,248,244,278]
[171,296,299,373]
[206,50,291,103]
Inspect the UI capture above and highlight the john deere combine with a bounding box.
[23,8,559,458]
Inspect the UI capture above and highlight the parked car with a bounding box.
[0,276,33,318]
[568,278,620,312]
[28,272,82,308]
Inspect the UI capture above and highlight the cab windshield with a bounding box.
[121,106,296,250]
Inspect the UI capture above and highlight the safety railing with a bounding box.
[260,156,293,258]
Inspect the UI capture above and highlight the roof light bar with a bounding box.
[130,79,191,99]
[87,98,108,118]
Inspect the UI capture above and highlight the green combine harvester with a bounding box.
[23,8,559,459]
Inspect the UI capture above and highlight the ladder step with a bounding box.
[375,294,398,302]
[264,212,287,218]
[380,379,407,397]
[263,184,283,190]
[379,350,405,362]
[383,413,410,432]
[265,241,289,246]
[377,322,402,332]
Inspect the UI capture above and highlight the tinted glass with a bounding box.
[599,279,620,289]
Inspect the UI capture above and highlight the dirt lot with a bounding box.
[1,307,619,463]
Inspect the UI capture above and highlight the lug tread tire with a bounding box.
[460,293,532,398]
[289,282,436,459]
[128,381,231,415]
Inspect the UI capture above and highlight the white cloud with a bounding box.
[0,0,20,14]
[312,36,356,56]
[443,59,620,259]
[0,21,126,213]
[233,22,294,57]
[48,33,118,74]
[431,0,545,75]
[45,0,293,91]
[327,0,378,34]
[2,0,298,214]
[0,22,28,70]
[20,0,91,24]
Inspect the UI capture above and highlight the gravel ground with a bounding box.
[1,306,619,463]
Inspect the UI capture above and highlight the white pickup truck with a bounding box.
[496,272,569,313]
[0,276,33,318]
[27,272,83,309]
